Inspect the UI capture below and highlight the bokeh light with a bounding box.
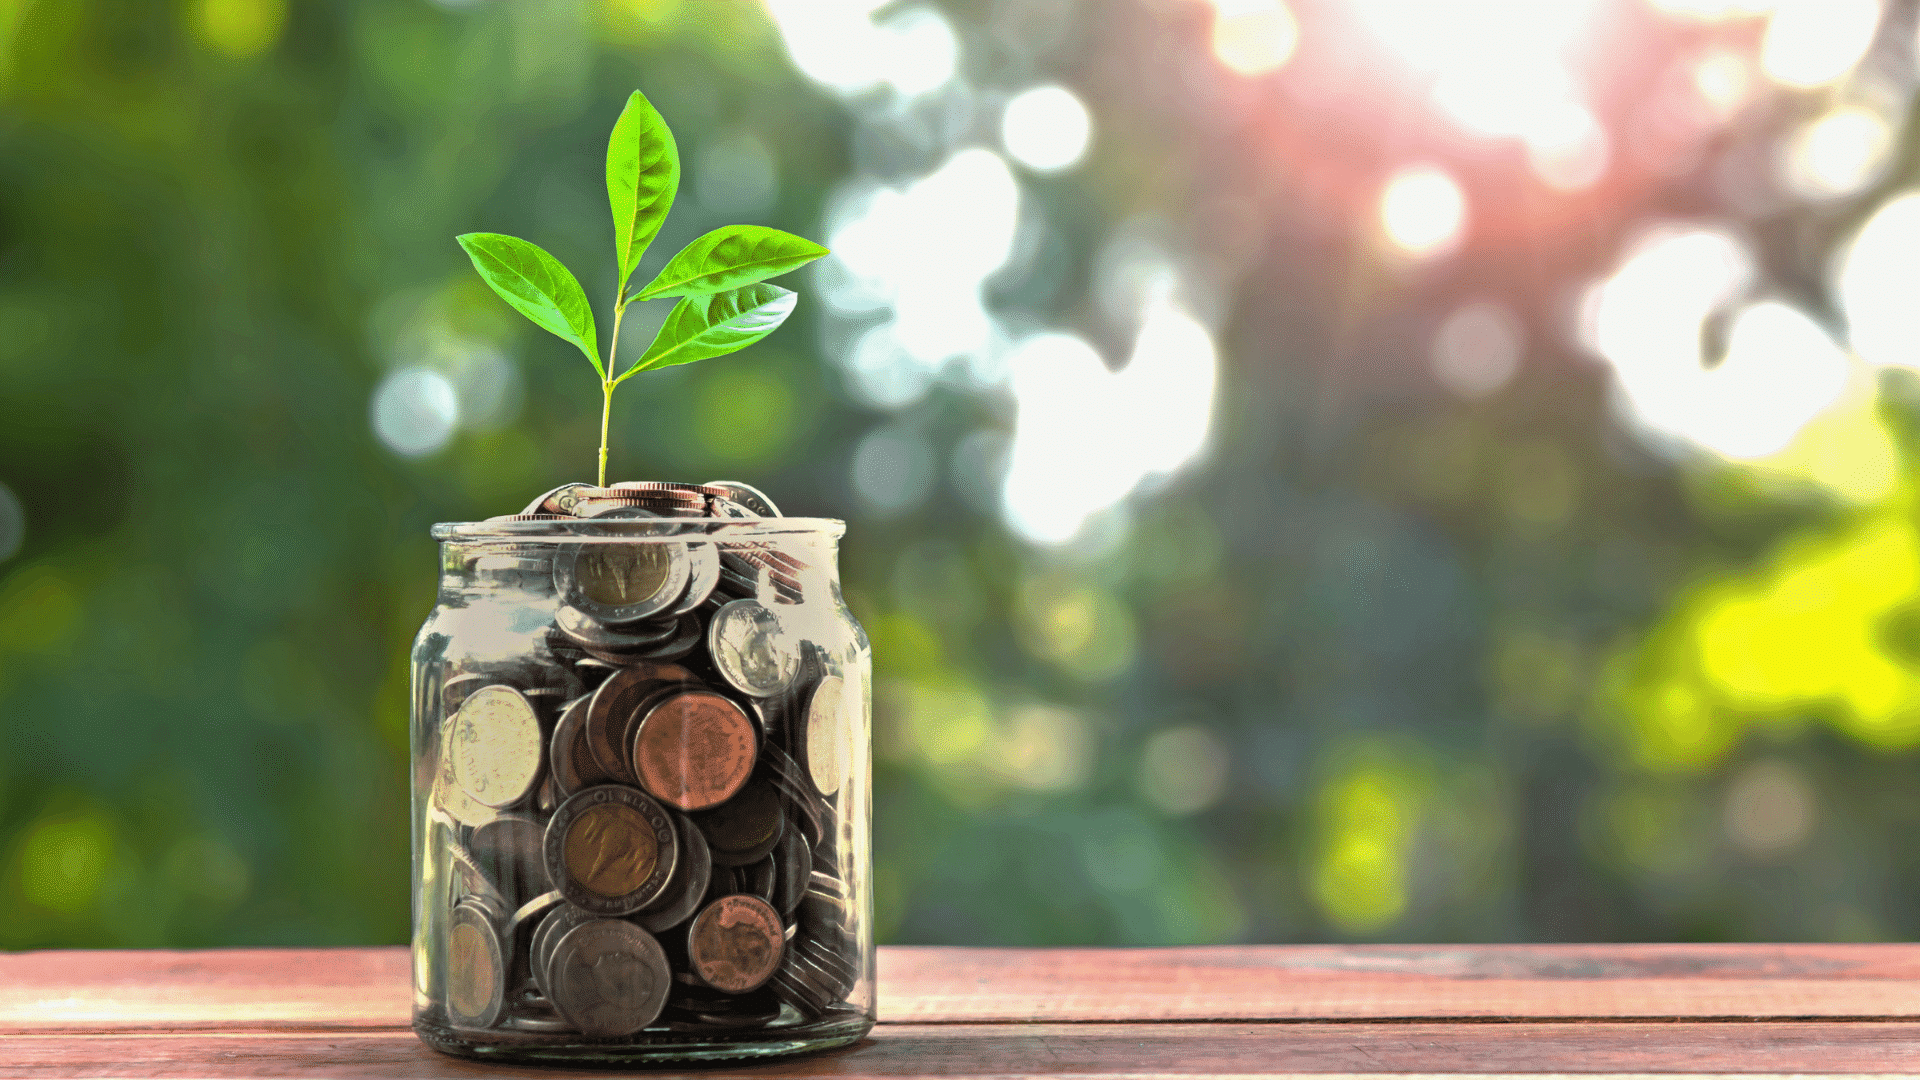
[1001,85,1094,175]
[1380,166,1467,257]
[1836,192,1920,370]
[371,367,459,458]
[1431,302,1523,400]
[1759,0,1879,88]
[1782,106,1893,200]
[1209,0,1299,76]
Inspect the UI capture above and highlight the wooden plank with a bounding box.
[0,949,412,1031]
[8,1022,1920,1078]
[8,945,1920,1031]
[879,945,1920,1023]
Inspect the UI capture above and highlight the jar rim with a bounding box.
[430,517,847,542]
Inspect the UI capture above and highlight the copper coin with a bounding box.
[544,785,677,915]
[694,777,785,867]
[687,894,785,994]
[582,666,676,785]
[630,690,758,812]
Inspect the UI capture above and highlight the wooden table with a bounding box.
[6,945,1920,1076]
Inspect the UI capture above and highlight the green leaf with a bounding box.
[633,225,828,301]
[456,233,602,377]
[606,90,679,293]
[619,283,798,381]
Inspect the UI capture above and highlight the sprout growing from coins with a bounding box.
[457,90,828,487]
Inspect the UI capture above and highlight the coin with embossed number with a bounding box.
[687,894,785,994]
[548,918,672,1037]
[449,685,544,809]
[544,785,677,916]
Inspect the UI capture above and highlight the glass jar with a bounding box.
[409,516,872,1064]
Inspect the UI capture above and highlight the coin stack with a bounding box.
[428,481,861,1038]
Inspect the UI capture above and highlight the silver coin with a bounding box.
[553,604,681,652]
[447,898,508,1029]
[669,542,722,617]
[772,826,811,917]
[532,903,596,999]
[800,675,849,798]
[708,599,798,698]
[547,919,672,1037]
[703,480,781,517]
[634,811,713,933]
[449,685,544,809]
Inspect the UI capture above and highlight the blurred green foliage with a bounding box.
[3,0,1920,950]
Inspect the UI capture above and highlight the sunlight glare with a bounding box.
[1836,192,1920,371]
[1587,229,1851,461]
[824,148,1021,407]
[1380,166,1466,258]
[1001,85,1094,174]
[762,0,957,98]
[1692,49,1753,119]
[1002,298,1218,545]
[1210,0,1299,76]
[1526,103,1611,191]
[1760,0,1879,89]
[1782,106,1892,200]
[1646,0,1773,19]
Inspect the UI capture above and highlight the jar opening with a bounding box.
[431,518,846,544]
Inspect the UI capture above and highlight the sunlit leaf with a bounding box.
[606,90,679,293]
[456,233,602,376]
[621,283,797,380]
[633,225,827,301]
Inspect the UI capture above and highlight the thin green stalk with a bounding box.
[598,298,629,486]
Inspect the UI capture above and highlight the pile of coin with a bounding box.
[428,481,861,1039]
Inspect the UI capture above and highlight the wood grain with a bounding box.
[10,1023,1920,1078]
[7,946,1920,1076]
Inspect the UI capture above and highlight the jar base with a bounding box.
[413,1012,874,1066]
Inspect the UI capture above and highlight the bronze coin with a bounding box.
[630,690,758,812]
[694,777,785,867]
[687,894,785,994]
[544,785,677,915]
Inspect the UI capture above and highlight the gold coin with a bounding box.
[576,545,671,608]
[564,802,661,898]
[447,920,498,1024]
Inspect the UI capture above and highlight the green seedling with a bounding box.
[458,90,828,486]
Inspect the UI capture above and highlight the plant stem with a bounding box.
[599,298,629,487]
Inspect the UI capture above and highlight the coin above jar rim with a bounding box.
[543,784,678,915]
[449,685,545,809]
[630,690,759,812]
[547,918,672,1037]
[687,894,785,994]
